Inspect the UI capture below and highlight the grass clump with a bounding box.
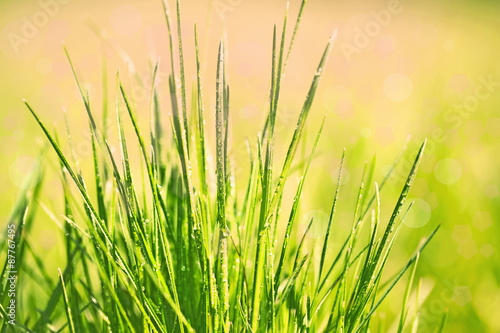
[1,0,445,332]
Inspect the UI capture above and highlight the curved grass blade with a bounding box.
[317,148,345,293]
[352,225,440,333]
[58,268,76,333]
[274,116,325,287]
[267,29,338,220]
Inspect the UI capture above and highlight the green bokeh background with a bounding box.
[1,0,499,331]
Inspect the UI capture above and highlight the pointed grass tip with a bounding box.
[330,29,338,43]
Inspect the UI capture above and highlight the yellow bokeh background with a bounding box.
[1,0,499,331]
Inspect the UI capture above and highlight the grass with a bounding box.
[0,0,445,332]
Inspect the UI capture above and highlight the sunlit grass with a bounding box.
[0,0,446,332]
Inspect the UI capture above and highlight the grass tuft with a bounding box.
[2,1,443,332]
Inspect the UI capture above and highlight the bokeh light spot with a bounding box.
[300,210,329,240]
[485,118,500,138]
[360,127,372,138]
[451,225,472,243]
[232,41,266,77]
[472,211,493,232]
[484,185,499,199]
[443,40,455,52]
[480,244,494,258]
[331,166,350,186]
[383,73,413,102]
[434,158,462,185]
[458,240,478,259]
[110,5,143,36]
[39,229,57,251]
[465,120,484,139]
[374,126,394,146]
[452,286,472,307]
[12,129,24,142]
[239,104,259,119]
[443,74,472,105]
[9,156,40,189]
[375,35,396,56]
[404,198,432,228]
[323,85,354,117]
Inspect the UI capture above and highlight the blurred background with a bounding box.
[1,0,499,331]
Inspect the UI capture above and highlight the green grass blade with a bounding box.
[267,29,337,219]
[285,0,307,68]
[250,25,278,332]
[352,225,440,333]
[58,268,76,333]
[436,308,448,333]
[274,117,325,287]
[317,147,345,292]
[215,40,230,332]
[275,254,308,314]
[397,253,420,333]
[119,81,187,332]
[176,0,190,157]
